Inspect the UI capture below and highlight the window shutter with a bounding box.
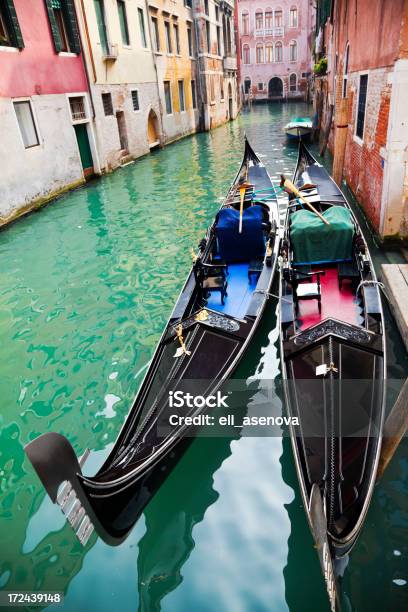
[62,0,81,54]
[5,0,24,48]
[44,0,62,53]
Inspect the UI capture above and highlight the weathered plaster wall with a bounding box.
[0,95,85,224]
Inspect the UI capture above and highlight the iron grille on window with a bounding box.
[131,90,139,111]
[102,92,114,116]
[69,96,86,120]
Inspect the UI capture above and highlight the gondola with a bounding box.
[25,137,280,547]
[279,142,386,610]
[284,117,313,140]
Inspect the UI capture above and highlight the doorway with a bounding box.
[268,77,283,98]
[116,111,128,152]
[147,109,160,148]
[228,83,233,120]
[74,123,94,177]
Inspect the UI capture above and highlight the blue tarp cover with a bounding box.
[215,206,265,262]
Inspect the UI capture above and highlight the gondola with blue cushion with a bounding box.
[25,137,280,547]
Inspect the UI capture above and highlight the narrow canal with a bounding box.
[0,104,407,612]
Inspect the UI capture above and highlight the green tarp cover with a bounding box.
[290,206,354,264]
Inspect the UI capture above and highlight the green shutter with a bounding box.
[44,0,62,52]
[62,0,81,54]
[5,0,24,48]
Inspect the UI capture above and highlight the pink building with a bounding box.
[0,0,98,226]
[237,0,314,101]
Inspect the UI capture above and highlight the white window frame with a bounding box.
[289,39,297,62]
[289,6,298,28]
[354,70,369,146]
[289,72,297,92]
[12,97,41,149]
[66,93,91,125]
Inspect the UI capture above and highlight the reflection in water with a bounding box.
[137,436,237,612]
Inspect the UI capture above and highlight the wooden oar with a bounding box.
[237,181,252,234]
[377,376,408,480]
[280,175,330,225]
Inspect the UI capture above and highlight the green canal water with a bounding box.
[0,104,407,611]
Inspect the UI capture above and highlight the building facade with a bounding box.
[193,0,239,129]
[315,0,408,240]
[0,0,97,226]
[237,0,314,102]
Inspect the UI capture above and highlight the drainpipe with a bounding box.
[145,0,165,145]
[193,2,206,131]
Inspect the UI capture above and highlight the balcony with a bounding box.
[223,56,237,71]
[255,27,284,37]
[102,43,118,62]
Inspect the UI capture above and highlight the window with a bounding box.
[289,40,297,61]
[255,11,263,30]
[117,0,130,46]
[205,20,210,53]
[69,96,86,120]
[14,101,39,148]
[220,75,224,100]
[290,7,298,27]
[242,12,249,35]
[191,80,197,108]
[266,43,273,62]
[265,11,272,28]
[184,0,192,7]
[258,82,264,91]
[151,15,160,51]
[275,41,282,62]
[210,75,215,103]
[256,44,264,63]
[164,21,172,53]
[45,0,81,54]
[342,43,349,98]
[204,0,209,16]
[0,0,24,48]
[187,23,193,56]
[102,92,113,115]
[94,0,109,55]
[178,80,185,111]
[138,7,147,48]
[216,25,221,55]
[174,23,180,54]
[131,90,139,111]
[275,10,282,27]
[356,74,368,140]
[289,73,297,91]
[242,44,250,64]
[244,78,251,94]
[215,6,219,21]
[164,81,172,114]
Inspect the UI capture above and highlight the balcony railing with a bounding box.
[102,43,118,62]
[255,27,284,37]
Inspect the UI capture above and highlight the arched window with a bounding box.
[266,43,273,62]
[242,44,250,64]
[289,40,297,61]
[255,10,263,30]
[275,41,282,62]
[242,11,249,35]
[274,9,283,27]
[342,42,349,97]
[244,77,251,94]
[265,9,272,29]
[289,73,297,91]
[256,43,264,63]
[290,7,298,28]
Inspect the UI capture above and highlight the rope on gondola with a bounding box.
[356,279,390,302]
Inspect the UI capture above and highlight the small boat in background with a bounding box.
[279,142,385,610]
[284,117,313,140]
[25,138,280,547]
